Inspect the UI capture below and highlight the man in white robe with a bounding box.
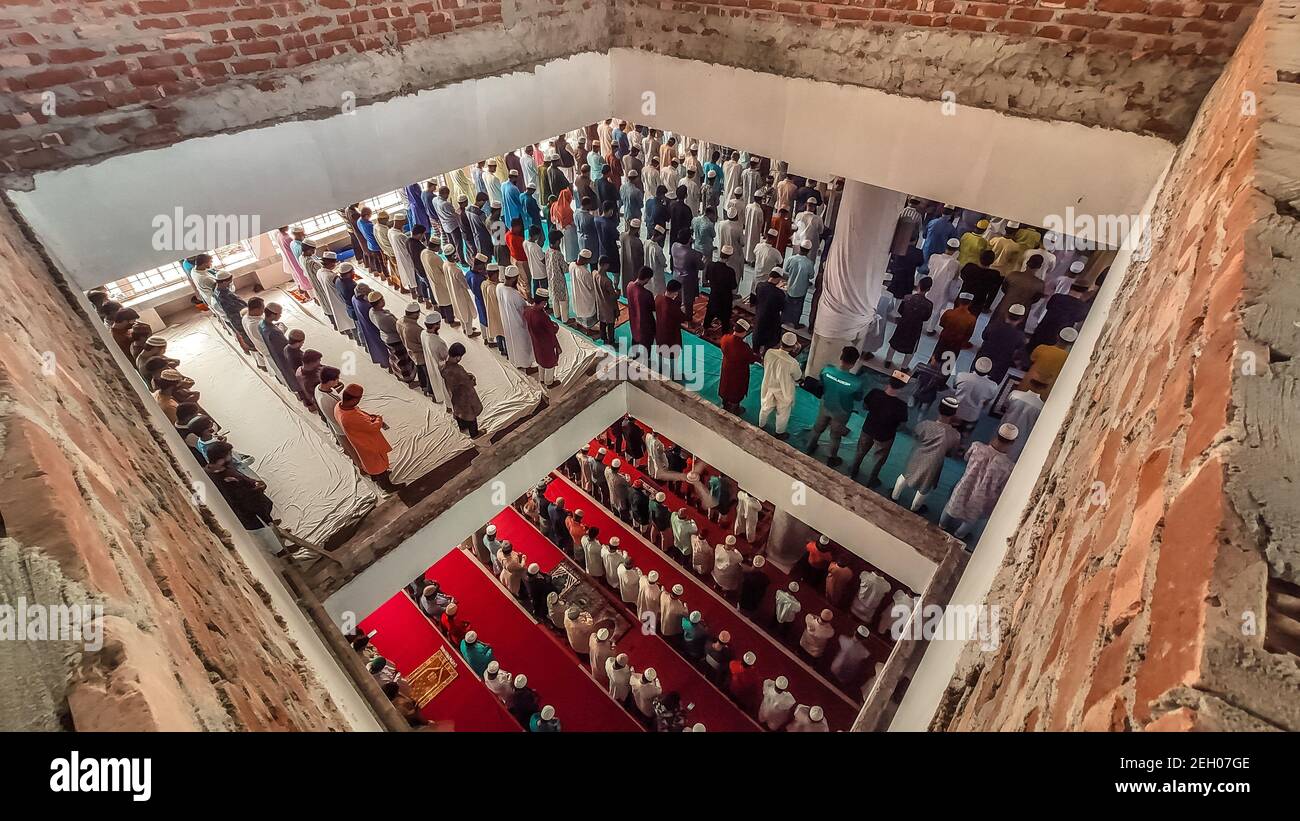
[606,653,633,702]
[644,228,668,294]
[444,254,479,334]
[630,667,661,717]
[419,313,450,407]
[751,233,783,298]
[722,152,742,203]
[617,558,642,604]
[388,218,418,292]
[497,267,535,369]
[792,199,825,261]
[742,190,767,264]
[636,570,662,628]
[1000,383,1044,460]
[601,537,625,587]
[740,159,763,205]
[321,257,356,337]
[569,249,597,329]
[758,332,803,439]
[717,209,745,285]
[923,238,962,333]
[733,489,760,543]
[759,676,797,730]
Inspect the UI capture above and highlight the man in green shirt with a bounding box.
[806,346,866,467]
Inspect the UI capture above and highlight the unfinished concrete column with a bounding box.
[806,180,905,377]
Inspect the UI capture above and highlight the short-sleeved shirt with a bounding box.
[818,365,866,420]
[862,389,908,441]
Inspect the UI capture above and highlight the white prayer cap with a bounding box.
[514,673,528,688]
[648,570,660,583]
[489,200,501,209]
[598,447,607,454]
[806,196,817,204]
[611,458,621,468]
[655,491,666,502]
[671,583,683,595]
[690,723,706,732]
[706,169,716,178]
[291,224,304,232]
[818,534,829,545]
[800,239,812,250]
[546,151,558,161]
[957,292,974,301]
[339,262,354,273]
[486,524,497,535]
[688,610,701,624]
[610,536,620,547]
[540,705,556,720]
[508,168,519,177]
[644,668,657,682]
[215,269,232,281]
[366,290,383,303]
[725,535,736,546]
[615,653,628,665]
[536,287,550,298]
[998,422,1021,441]
[735,319,750,332]
[974,356,993,374]
[946,237,960,248]
[719,244,735,256]
[486,660,499,674]
[465,630,478,643]
[486,158,497,165]
[474,253,489,263]
[856,625,872,639]
[742,651,756,665]
[628,169,639,178]
[809,706,824,722]
[754,187,767,197]
[788,581,800,592]
[321,251,338,260]
[579,248,593,259]
[1060,326,1079,343]
[405,301,421,314]
[527,562,540,574]
[666,190,677,200]
[781,331,798,347]
[753,555,766,568]
[1070,260,1086,273]
[1007,221,1021,229]
[766,228,778,237]
[629,218,641,227]
[504,265,520,279]
[770,266,785,277]
[423,313,442,326]
[940,396,961,411]
[775,676,789,689]
[732,187,743,196]
[486,262,500,272]
[686,471,699,481]
[596,627,610,641]
[1008,303,1027,317]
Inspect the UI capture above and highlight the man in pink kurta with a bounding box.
[273,226,314,293]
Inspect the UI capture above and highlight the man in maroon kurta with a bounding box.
[524,291,563,387]
[654,279,688,379]
[625,266,656,355]
[719,318,760,415]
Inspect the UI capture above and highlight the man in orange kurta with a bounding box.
[334,383,398,491]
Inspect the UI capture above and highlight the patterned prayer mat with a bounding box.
[550,563,632,640]
[407,647,458,708]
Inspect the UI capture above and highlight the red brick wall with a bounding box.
[934,0,1300,731]
[0,0,590,175]
[0,206,348,731]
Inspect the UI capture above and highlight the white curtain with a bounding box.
[807,181,905,375]
[816,180,905,341]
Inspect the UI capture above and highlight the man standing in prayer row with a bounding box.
[419,313,450,407]
[352,282,388,368]
[498,267,536,371]
[524,290,562,388]
[892,396,962,513]
[626,266,657,356]
[367,291,417,386]
[398,302,432,396]
[806,346,866,466]
[718,318,759,416]
[593,255,621,347]
[335,383,398,492]
[851,371,910,486]
[442,342,484,438]
[758,332,802,440]
[941,423,1020,539]
[702,245,738,332]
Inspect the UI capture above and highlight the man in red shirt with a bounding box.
[625,267,657,358]
[728,651,763,713]
[440,602,470,644]
[523,290,562,388]
[654,279,688,380]
[770,207,792,255]
[718,318,759,415]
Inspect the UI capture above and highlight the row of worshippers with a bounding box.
[510,487,831,732]
[346,632,430,729]
[581,423,895,696]
[401,569,566,732]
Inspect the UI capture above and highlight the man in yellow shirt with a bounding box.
[1025,326,1078,398]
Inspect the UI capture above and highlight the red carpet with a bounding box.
[586,437,897,692]
[546,474,862,731]
[491,506,761,732]
[359,594,519,732]
[429,547,643,732]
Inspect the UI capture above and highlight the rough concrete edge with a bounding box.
[0,192,350,730]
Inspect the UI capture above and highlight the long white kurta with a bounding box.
[444,259,477,330]
[606,658,633,701]
[497,283,535,368]
[742,202,766,263]
[733,490,760,542]
[644,242,667,295]
[630,672,661,717]
[320,270,356,334]
[419,329,450,404]
[759,680,797,730]
[794,211,825,259]
[389,227,417,290]
[759,349,802,410]
[717,219,745,280]
[924,252,961,332]
[570,262,596,318]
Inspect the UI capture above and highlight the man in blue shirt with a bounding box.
[806,346,867,466]
[500,169,526,229]
[919,207,961,274]
[781,239,816,327]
